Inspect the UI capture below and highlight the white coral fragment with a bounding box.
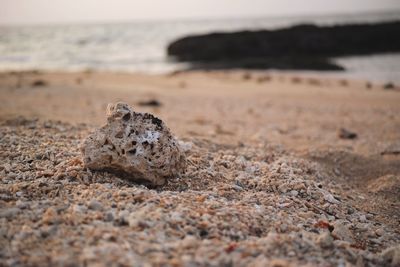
[81,102,185,185]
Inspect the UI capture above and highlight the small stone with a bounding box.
[31,79,47,87]
[383,82,395,90]
[42,207,59,225]
[317,232,334,248]
[88,199,103,211]
[280,223,288,232]
[72,204,88,213]
[118,210,130,225]
[128,214,147,228]
[232,184,243,191]
[102,233,117,242]
[104,212,114,222]
[3,163,11,172]
[347,207,355,215]
[169,211,183,223]
[269,259,290,267]
[290,190,299,197]
[359,215,367,223]
[6,173,17,180]
[16,200,29,209]
[80,102,186,186]
[338,128,357,139]
[0,207,20,219]
[43,121,52,128]
[137,99,162,107]
[332,222,354,243]
[242,73,252,80]
[381,245,400,266]
[323,191,340,204]
[278,184,288,193]
[181,235,197,248]
[375,228,384,236]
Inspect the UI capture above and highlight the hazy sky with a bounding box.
[1,0,399,25]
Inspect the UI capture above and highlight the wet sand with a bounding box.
[0,70,399,266]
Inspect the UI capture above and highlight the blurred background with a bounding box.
[0,0,400,81]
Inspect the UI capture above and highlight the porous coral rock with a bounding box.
[81,102,185,185]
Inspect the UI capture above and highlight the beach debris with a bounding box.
[138,99,162,107]
[257,75,271,83]
[338,128,357,139]
[339,79,348,86]
[307,78,321,86]
[314,221,334,232]
[242,72,252,80]
[4,116,38,127]
[291,76,302,84]
[380,144,400,156]
[215,124,234,135]
[317,232,334,248]
[383,82,395,90]
[381,245,400,267]
[80,102,185,185]
[31,79,48,87]
[331,221,354,243]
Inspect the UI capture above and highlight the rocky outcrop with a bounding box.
[167,21,400,71]
[81,103,185,186]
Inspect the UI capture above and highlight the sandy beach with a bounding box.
[1,70,399,266]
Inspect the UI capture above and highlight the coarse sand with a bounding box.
[0,70,399,266]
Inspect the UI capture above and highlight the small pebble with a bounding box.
[88,199,103,211]
[0,208,21,219]
[317,232,334,248]
[375,228,384,236]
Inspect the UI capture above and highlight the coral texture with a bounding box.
[81,103,185,185]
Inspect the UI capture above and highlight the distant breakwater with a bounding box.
[167,21,400,71]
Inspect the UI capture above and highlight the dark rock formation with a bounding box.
[167,21,400,71]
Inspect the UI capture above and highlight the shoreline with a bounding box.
[1,61,400,83]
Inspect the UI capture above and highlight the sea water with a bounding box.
[0,11,399,82]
